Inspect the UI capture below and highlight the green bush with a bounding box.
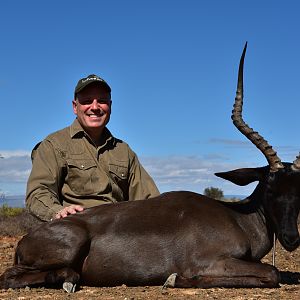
[203,187,224,200]
[0,204,24,217]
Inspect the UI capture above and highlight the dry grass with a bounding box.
[0,210,42,236]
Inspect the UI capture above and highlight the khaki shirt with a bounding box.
[26,119,160,221]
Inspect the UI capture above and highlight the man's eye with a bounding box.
[78,98,92,105]
[78,98,110,105]
[98,99,110,104]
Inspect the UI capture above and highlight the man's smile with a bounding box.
[87,112,104,118]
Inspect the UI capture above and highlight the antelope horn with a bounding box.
[231,42,284,172]
[292,153,300,170]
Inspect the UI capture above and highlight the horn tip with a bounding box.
[292,153,300,170]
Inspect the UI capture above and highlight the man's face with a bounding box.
[73,83,112,135]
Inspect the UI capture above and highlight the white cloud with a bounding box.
[0,151,258,198]
[0,150,31,158]
[141,155,257,197]
[0,151,32,195]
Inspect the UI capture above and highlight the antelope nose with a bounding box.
[281,233,300,252]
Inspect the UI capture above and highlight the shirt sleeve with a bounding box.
[127,149,160,201]
[26,140,65,221]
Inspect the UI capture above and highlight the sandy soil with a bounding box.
[0,235,299,300]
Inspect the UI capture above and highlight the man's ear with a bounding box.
[72,100,78,115]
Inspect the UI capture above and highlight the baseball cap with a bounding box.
[74,74,111,97]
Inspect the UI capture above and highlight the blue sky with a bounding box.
[1,0,300,200]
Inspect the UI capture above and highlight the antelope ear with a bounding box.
[215,167,268,186]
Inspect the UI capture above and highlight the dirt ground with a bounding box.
[0,235,299,300]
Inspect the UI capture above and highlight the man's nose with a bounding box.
[91,99,99,109]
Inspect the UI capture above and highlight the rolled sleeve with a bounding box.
[128,150,160,201]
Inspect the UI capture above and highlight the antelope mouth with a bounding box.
[278,232,300,252]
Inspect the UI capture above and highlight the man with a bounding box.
[26,74,160,221]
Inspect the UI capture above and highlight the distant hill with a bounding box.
[0,194,247,208]
[224,195,246,200]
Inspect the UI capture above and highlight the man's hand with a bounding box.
[54,205,84,219]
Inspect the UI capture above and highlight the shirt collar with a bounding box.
[70,119,115,146]
[70,119,85,138]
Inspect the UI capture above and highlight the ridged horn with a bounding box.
[292,153,300,170]
[231,42,284,172]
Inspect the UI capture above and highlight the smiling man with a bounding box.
[26,74,160,221]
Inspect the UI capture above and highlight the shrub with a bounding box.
[0,204,24,217]
[203,187,224,200]
[0,208,42,237]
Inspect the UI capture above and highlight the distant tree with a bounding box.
[203,187,224,200]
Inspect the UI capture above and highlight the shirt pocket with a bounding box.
[66,159,97,195]
[109,163,128,180]
[109,162,129,194]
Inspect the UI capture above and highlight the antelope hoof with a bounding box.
[63,281,76,293]
[162,273,178,289]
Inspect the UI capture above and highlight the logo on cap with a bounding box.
[81,76,104,84]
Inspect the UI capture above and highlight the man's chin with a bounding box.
[86,117,105,125]
[87,122,104,128]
